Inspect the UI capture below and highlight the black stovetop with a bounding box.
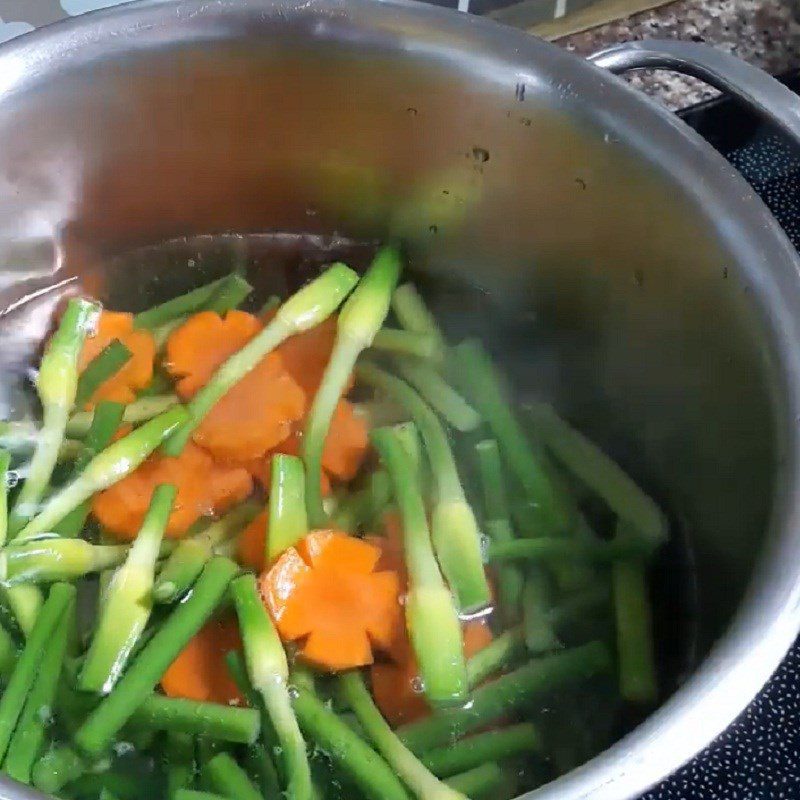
[643,71,800,800]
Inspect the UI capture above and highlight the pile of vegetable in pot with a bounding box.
[0,246,668,800]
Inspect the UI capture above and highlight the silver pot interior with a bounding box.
[1,2,800,799]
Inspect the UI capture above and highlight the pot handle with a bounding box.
[588,40,800,146]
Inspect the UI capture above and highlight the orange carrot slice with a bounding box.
[237,510,269,573]
[274,316,340,397]
[259,531,401,671]
[161,616,245,706]
[78,311,155,409]
[92,441,253,541]
[165,311,306,462]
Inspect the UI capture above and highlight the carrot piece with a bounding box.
[280,400,368,481]
[78,311,155,409]
[165,311,306,462]
[237,510,269,573]
[259,531,402,671]
[371,619,493,727]
[161,616,246,706]
[368,512,407,585]
[92,441,253,541]
[274,316,340,397]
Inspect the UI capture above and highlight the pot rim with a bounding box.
[1,2,800,799]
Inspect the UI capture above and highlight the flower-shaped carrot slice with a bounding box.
[165,310,306,462]
[161,616,245,706]
[259,531,402,671]
[78,311,155,408]
[92,441,253,541]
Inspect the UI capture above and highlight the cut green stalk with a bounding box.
[358,363,490,612]
[488,537,641,564]
[522,567,560,654]
[613,525,658,704]
[444,763,505,798]
[246,743,282,800]
[303,248,401,525]
[393,421,423,489]
[164,731,195,798]
[55,401,126,538]
[395,357,480,432]
[231,574,312,800]
[0,582,75,762]
[453,340,571,534]
[525,401,669,551]
[1,586,42,639]
[268,454,308,561]
[67,393,178,438]
[203,752,261,800]
[17,406,187,542]
[32,745,86,794]
[74,556,238,757]
[422,723,540,777]
[74,339,132,409]
[0,623,17,681]
[9,298,100,535]
[128,693,259,743]
[133,275,230,329]
[175,791,228,800]
[391,283,445,352]
[0,450,9,547]
[291,686,411,800]
[3,593,74,782]
[475,439,523,623]
[153,502,259,603]
[205,274,254,314]
[398,641,611,752]
[372,329,444,363]
[0,539,128,585]
[371,426,466,707]
[466,626,526,689]
[339,670,466,800]
[80,483,177,693]
[164,263,358,457]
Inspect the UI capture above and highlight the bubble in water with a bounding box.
[113,741,134,756]
[410,675,425,695]
[6,471,19,489]
[287,685,300,700]
[188,258,196,268]
[479,532,491,560]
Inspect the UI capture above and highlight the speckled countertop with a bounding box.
[561,0,800,108]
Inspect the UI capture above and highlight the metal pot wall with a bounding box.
[1,1,800,798]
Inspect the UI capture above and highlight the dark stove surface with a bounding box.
[644,71,800,800]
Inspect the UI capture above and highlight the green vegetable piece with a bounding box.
[55,401,126,538]
[81,484,177,693]
[0,450,10,547]
[303,248,401,525]
[175,791,230,800]
[153,502,259,603]
[0,585,42,639]
[291,686,411,800]
[128,694,259,743]
[444,763,505,798]
[398,642,611,752]
[394,357,480,432]
[231,573,312,800]
[332,470,392,533]
[67,393,178,438]
[422,723,541,777]
[205,274,254,314]
[371,329,444,363]
[133,275,230,329]
[465,626,526,689]
[268,454,308,561]
[522,567,560,654]
[475,439,524,624]
[0,582,75,762]
[74,556,238,757]
[358,363,490,612]
[74,339,132,409]
[453,340,571,534]
[487,537,641,564]
[391,283,445,352]
[32,745,85,794]
[0,622,18,681]
[17,405,187,541]
[164,263,358,457]
[0,538,128,585]
[339,670,466,800]
[371,426,466,707]
[525,401,669,551]
[9,298,100,535]
[613,526,658,704]
[164,731,195,798]
[203,752,261,800]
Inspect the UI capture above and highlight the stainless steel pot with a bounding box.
[1,2,800,798]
